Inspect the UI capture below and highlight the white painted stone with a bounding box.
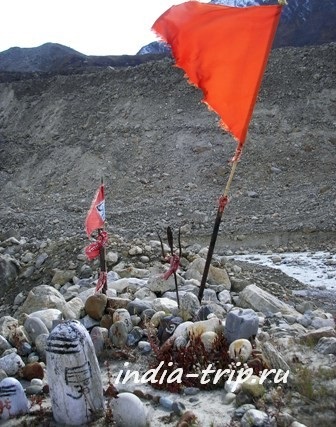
[109,392,148,427]
[187,317,224,339]
[46,320,104,425]
[229,339,252,363]
[0,377,29,420]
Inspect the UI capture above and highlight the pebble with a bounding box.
[159,396,174,410]
[24,316,49,343]
[137,341,152,353]
[241,409,269,427]
[229,339,253,363]
[0,352,25,375]
[109,392,148,427]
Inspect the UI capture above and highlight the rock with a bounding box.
[29,308,63,331]
[137,341,152,353]
[15,285,66,316]
[0,335,11,355]
[0,352,25,375]
[0,377,29,420]
[113,309,133,332]
[100,314,114,330]
[234,403,256,418]
[35,333,49,362]
[225,308,259,344]
[300,327,336,344]
[202,288,219,304]
[90,326,108,357]
[109,321,128,348]
[229,339,252,363]
[149,311,166,327]
[241,408,268,426]
[172,321,194,339]
[106,297,131,310]
[51,268,75,285]
[21,362,44,380]
[24,316,49,343]
[7,325,31,352]
[200,331,218,352]
[127,327,144,346]
[158,316,183,344]
[218,289,232,304]
[146,272,182,293]
[84,293,108,320]
[127,299,152,315]
[315,337,336,355]
[187,317,223,339]
[46,320,104,425]
[179,292,200,320]
[152,297,178,313]
[0,316,19,340]
[133,287,157,301]
[0,254,20,286]
[109,392,148,427]
[241,376,266,398]
[63,297,85,320]
[259,341,290,372]
[238,284,299,316]
[185,257,231,289]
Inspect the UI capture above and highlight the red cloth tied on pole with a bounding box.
[96,271,107,293]
[152,1,282,145]
[85,231,108,260]
[163,254,180,280]
[85,184,105,238]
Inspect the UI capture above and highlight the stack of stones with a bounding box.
[0,236,335,426]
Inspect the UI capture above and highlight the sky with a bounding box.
[0,0,190,56]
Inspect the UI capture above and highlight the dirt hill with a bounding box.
[0,43,335,251]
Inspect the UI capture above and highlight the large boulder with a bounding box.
[185,257,231,290]
[15,285,66,317]
[238,284,300,316]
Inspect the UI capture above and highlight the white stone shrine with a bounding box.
[46,320,104,425]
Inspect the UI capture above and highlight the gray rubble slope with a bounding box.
[0,43,335,248]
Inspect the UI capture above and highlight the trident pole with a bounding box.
[197,145,242,303]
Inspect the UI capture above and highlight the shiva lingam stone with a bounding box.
[46,320,104,425]
[0,377,29,421]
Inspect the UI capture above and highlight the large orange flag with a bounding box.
[152,1,282,146]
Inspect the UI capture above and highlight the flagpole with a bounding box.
[99,176,107,295]
[197,147,241,303]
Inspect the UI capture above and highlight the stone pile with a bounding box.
[0,234,335,426]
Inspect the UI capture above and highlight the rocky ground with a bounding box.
[0,42,335,426]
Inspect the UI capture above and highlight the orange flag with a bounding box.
[152,1,282,145]
[85,184,105,237]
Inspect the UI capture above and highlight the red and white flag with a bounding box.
[85,184,105,238]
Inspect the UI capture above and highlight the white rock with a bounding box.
[228,339,252,363]
[0,352,25,376]
[29,309,63,331]
[200,331,218,352]
[152,297,178,313]
[172,321,194,339]
[109,392,148,427]
[46,320,104,425]
[187,317,223,339]
[0,377,29,420]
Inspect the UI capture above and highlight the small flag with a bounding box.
[152,2,282,145]
[85,184,105,238]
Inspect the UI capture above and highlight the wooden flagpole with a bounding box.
[197,150,240,303]
[99,176,107,294]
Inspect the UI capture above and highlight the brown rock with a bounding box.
[106,297,131,310]
[21,362,44,380]
[100,314,114,329]
[85,293,108,320]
